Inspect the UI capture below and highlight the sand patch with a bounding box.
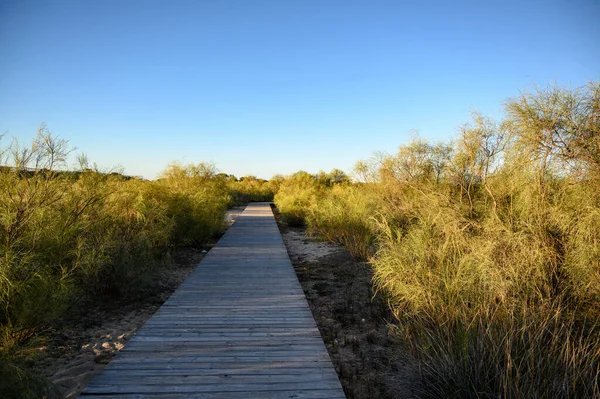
[225,206,246,226]
[34,248,205,399]
[283,229,341,263]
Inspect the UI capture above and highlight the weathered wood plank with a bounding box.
[130,335,322,342]
[83,380,344,394]
[133,332,322,339]
[98,360,337,368]
[80,390,346,399]
[137,327,317,333]
[88,373,341,386]
[99,362,337,378]
[105,358,333,367]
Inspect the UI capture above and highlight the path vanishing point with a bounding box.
[80,202,346,399]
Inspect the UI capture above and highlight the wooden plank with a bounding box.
[88,373,340,386]
[130,335,322,342]
[103,353,330,368]
[81,390,346,399]
[142,321,319,325]
[101,369,337,376]
[142,320,319,325]
[90,367,339,376]
[133,332,322,338]
[80,203,345,398]
[83,380,343,394]
[117,349,331,357]
[137,327,317,333]
[120,344,329,351]
[105,359,334,368]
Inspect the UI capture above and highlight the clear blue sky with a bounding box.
[1,0,598,179]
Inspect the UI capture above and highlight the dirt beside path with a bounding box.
[276,217,418,398]
[34,247,204,399]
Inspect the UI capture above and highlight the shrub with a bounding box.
[226,175,278,206]
[0,134,232,396]
[273,171,321,226]
[156,162,229,246]
[306,184,379,260]
[369,82,600,397]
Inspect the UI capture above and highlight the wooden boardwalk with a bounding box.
[80,203,346,399]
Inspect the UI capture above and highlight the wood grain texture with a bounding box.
[80,203,345,399]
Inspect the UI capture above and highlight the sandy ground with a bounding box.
[225,206,245,225]
[35,248,205,399]
[280,229,341,262]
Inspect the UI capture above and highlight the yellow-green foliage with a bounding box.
[0,133,232,397]
[371,173,593,320]
[405,305,600,398]
[564,184,600,304]
[226,175,279,206]
[371,83,600,397]
[307,184,379,260]
[274,171,321,226]
[274,169,351,227]
[0,349,59,399]
[156,162,229,246]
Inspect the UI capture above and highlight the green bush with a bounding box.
[226,175,279,206]
[157,162,229,246]
[306,184,379,260]
[274,171,321,226]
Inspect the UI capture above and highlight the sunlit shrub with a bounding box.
[274,171,321,226]
[306,184,379,260]
[227,175,278,206]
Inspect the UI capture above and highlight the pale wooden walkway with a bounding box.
[80,203,345,399]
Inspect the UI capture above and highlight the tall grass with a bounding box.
[156,162,229,246]
[306,184,379,260]
[372,171,600,396]
[274,171,324,226]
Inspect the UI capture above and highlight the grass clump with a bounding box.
[273,171,323,226]
[306,184,379,260]
[156,162,229,246]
